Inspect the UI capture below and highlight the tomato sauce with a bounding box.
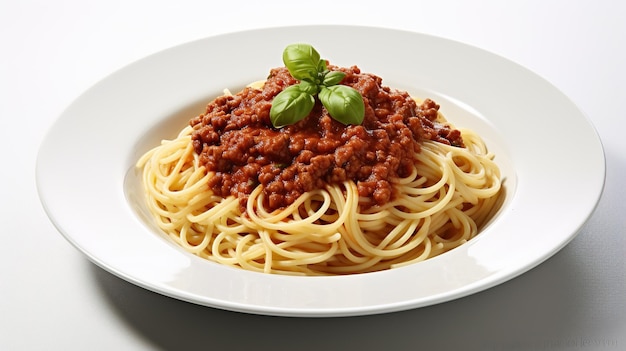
[190,65,463,211]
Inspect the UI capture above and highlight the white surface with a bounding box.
[2,0,624,349]
[35,25,603,317]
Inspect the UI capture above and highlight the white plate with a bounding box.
[36,25,605,317]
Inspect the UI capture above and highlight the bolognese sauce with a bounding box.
[190,65,463,211]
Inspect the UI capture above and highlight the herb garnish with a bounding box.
[269,44,365,128]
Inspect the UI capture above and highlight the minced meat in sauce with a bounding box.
[190,65,463,211]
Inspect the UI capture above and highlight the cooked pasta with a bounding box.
[136,118,501,275]
[136,45,501,275]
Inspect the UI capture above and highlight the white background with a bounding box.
[2,0,624,350]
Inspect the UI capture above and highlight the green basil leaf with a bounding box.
[317,59,328,73]
[298,79,319,95]
[322,71,346,86]
[270,85,316,128]
[282,44,320,81]
[318,85,365,125]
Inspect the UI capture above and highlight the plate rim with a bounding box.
[36,24,606,317]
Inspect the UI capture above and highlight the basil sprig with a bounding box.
[269,44,365,128]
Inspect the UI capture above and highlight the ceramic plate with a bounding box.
[36,26,605,317]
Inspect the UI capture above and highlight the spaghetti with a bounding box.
[137,61,501,275]
[136,71,502,275]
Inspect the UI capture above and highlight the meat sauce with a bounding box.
[190,65,463,211]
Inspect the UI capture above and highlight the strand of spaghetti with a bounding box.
[244,182,354,236]
[356,218,391,232]
[459,128,490,154]
[391,164,422,185]
[450,208,476,243]
[467,195,501,227]
[452,167,501,200]
[187,195,239,223]
[295,192,329,221]
[257,230,274,273]
[320,254,384,274]
[446,147,499,185]
[387,184,455,220]
[159,143,193,188]
[382,219,422,250]
[246,187,330,226]
[271,231,342,244]
[448,152,487,185]
[178,222,212,254]
[383,219,434,268]
[334,230,373,264]
[321,233,386,273]
[235,234,268,270]
[355,209,392,221]
[399,145,451,196]
[390,236,433,269]
[142,155,212,206]
[212,208,251,234]
[233,252,267,273]
[273,242,340,267]
[328,182,373,258]
[344,202,428,258]
[212,231,252,265]
[146,190,215,231]
[372,218,413,249]
[252,187,330,223]
[375,218,432,256]
[180,162,209,189]
[257,229,338,262]
[214,222,250,235]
